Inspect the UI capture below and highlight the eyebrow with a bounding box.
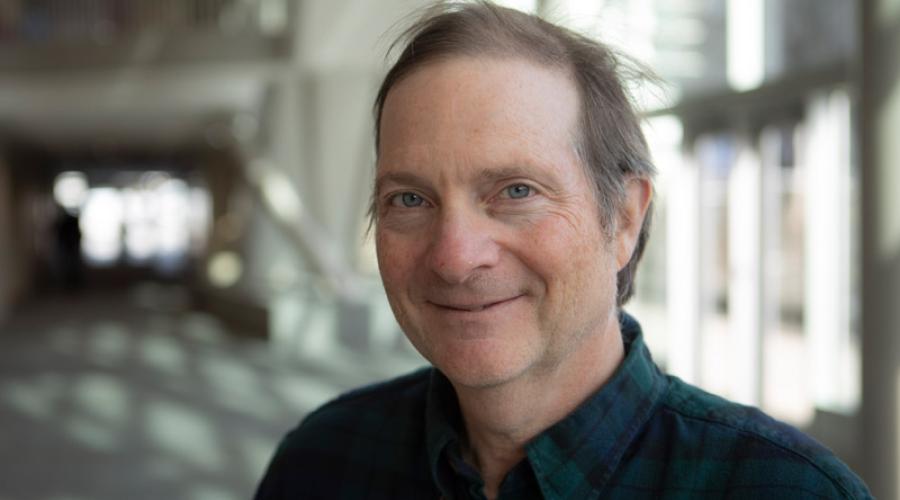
[473,164,552,184]
[374,172,430,195]
[374,162,561,194]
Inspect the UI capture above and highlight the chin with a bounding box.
[398,311,543,389]
[445,371,525,390]
[427,343,538,390]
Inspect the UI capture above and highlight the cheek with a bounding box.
[376,231,421,289]
[527,211,605,264]
[525,215,614,304]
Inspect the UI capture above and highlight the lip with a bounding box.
[427,295,523,313]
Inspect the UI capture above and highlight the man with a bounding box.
[255,3,871,499]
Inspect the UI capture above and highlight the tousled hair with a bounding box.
[372,1,656,306]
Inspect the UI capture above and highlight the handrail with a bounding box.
[242,157,370,305]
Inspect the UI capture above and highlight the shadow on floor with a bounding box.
[0,283,423,500]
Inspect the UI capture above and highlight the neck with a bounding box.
[451,313,625,499]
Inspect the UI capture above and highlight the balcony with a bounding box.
[0,0,291,71]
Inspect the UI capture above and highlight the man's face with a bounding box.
[375,57,623,388]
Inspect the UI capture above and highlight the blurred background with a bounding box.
[0,0,897,498]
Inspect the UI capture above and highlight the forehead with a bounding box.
[377,56,581,174]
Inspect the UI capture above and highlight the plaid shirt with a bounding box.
[255,313,871,499]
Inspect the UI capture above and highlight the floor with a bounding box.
[0,283,422,500]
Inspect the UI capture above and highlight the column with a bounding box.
[860,1,900,498]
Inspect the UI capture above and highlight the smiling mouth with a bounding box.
[429,296,522,312]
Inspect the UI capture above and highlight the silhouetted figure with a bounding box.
[54,205,83,291]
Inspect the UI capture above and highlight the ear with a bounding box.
[615,177,653,271]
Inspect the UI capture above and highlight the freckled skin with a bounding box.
[375,57,625,390]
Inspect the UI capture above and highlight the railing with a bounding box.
[0,0,288,43]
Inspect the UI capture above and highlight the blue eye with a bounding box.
[393,192,424,207]
[505,184,532,199]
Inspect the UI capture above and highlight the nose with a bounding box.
[427,206,500,285]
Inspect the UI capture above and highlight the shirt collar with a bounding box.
[425,362,470,497]
[424,312,669,499]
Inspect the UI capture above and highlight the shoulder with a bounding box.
[254,367,436,500]
[649,376,871,499]
[282,366,433,453]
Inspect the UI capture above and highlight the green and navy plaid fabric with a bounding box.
[255,313,872,499]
